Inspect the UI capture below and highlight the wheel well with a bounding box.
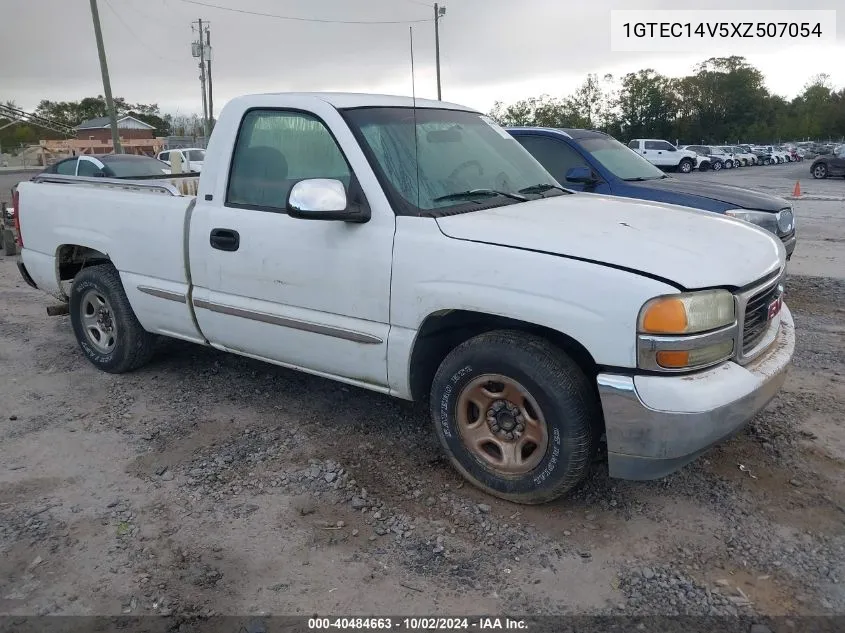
[408,310,601,405]
[56,245,111,282]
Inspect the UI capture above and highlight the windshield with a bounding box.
[103,156,170,178]
[579,136,665,180]
[341,107,563,212]
[185,149,205,162]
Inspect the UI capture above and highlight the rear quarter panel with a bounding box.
[18,181,197,338]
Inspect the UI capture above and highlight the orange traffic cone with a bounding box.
[793,181,801,197]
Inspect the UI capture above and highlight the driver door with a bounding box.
[188,106,396,388]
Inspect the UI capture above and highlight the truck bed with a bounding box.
[16,176,203,343]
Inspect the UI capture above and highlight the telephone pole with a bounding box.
[206,28,214,127]
[191,19,212,139]
[434,4,445,100]
[89,0,122,153]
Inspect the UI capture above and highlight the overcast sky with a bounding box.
[2,0,843,117]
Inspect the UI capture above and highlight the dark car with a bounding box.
[508,127,797,258]
[810,146,845,179]
[41,154,172,179]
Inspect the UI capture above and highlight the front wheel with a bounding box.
[713,160,723,171]
[678,158,693,174]
[69,264,156,373]
[699,161,710,172]
[725,160,734,169]
[430,330,599,504]
[813,164,828,179]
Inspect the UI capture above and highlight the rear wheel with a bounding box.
[69,264,156,373]
[813,163,828,179]
[725,160,734,169]
[430,330,599,504]
[713,160,723,171]
[699,161,710,172]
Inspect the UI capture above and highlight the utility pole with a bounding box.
[191,19,211,139]
[205,28,213,128]
[89,0,122,153]
[434,4,445,100]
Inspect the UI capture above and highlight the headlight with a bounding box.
[639,290,735,334]
[637,290,737,371]
[725,209,778,235]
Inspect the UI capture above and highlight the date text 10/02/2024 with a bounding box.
[307,617,529,630]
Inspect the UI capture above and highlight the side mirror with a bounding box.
[565,166,597,185]
[668,146,677,152]
[287,178,370,223]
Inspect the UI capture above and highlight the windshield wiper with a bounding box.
[517,183,567,196]
[433,189,527,203]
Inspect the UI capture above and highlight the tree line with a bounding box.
[489,57,845,145]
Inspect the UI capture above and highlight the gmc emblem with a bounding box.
[767,296,783,320]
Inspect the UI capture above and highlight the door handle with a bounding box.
[210,228,240,252]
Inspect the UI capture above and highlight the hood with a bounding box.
[435,194,784,290]
[626,176,788,212]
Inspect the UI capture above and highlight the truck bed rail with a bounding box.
[30,173,198,197]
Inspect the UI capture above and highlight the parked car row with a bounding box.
[627,138,803,172]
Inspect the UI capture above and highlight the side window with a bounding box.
[628,140,639,149]
[77,159,101,177]
[658,142,675,151]
[643,141,661,150]
[227,109,352,211]
[159,151,170,162]
[55,158,77,175]
[514,135,589,184]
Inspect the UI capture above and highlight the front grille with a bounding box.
[742,281,782,354]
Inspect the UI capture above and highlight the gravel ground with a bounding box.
[0,165,843,626]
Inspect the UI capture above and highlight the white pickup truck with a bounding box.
[14,92,795,504]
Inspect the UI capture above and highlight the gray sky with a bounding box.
[2,0,843,116]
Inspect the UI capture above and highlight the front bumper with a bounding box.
[782,232,797,259]
[597,303,795,480]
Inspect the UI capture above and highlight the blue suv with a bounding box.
[508,127,796,258]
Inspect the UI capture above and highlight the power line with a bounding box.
[176,0,433,24]
[101,0,184,62]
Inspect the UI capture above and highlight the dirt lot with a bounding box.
[1,164,844,624]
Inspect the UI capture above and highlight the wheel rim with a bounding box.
[455,374,549,476]
[681,162,691,173]
[714,162,722,170]
[80,289,118,353]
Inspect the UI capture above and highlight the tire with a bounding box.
[813,163,828,179]
[725,160,733,169]
[699,161,710,172]
[69,263,156,373]
[430,330,599,504]
[763,158,771,166]
[678,158,693,174]
[713,160,723,171]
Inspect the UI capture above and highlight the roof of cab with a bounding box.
[505,127,612,140]
[247,92,477,112]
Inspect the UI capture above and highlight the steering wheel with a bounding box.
[447,160,483,183]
